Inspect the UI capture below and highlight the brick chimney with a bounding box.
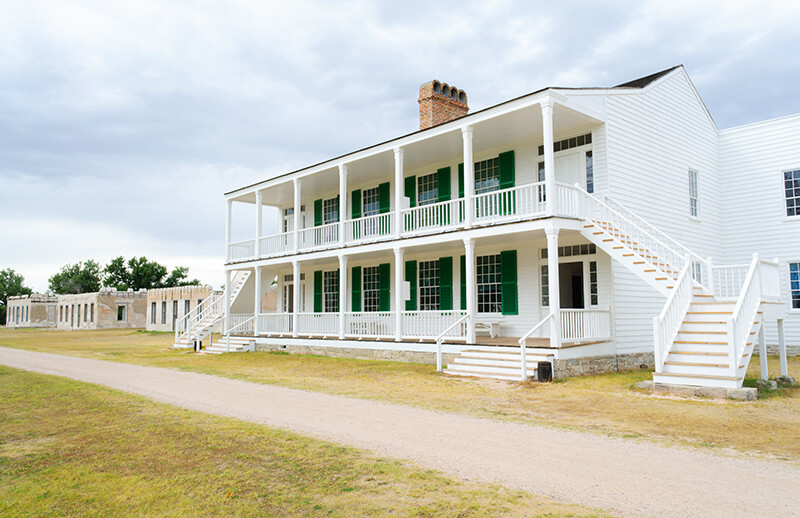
[418,80,469,130]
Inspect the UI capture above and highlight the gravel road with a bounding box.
[1,346,798,517]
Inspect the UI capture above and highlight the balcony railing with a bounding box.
[402,199,464,236]
[473,182,546,224]
[345,212,394,244]
[259,232,293,257]
[298,222,339,251]
[228,239,256,262]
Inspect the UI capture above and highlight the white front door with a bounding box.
[555,150,584,189]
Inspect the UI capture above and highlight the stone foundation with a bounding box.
[552,352,654,379]
[635,380,758,401]
[255,342,457,366]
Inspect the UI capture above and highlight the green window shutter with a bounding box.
[313,270,323,313]
[404,175,416,208]
[379,263,391,311]
[498,150,515,189]
[439,257,453,311]
[460,255,466,311]
[458,163,464,198]
[378,182,391,214]
[405,260,417,311]
[351,266,361,312]
[314,199,323,227]
[500,250,518,315]
[437,167,451,202]
[351,190,361,219]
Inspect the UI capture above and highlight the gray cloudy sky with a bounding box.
[2,0,799,292]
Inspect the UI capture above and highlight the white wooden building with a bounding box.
[179,66,797,388]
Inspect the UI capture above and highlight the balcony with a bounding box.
[227,181,582,263]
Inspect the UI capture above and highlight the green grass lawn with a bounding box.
[1,327,799,462]
[0,366,608,517]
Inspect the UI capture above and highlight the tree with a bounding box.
[48,260,103,294]
[0,268,33,324]
[103,256,200,291]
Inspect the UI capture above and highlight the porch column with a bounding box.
[254,266,262,336]
[462,126,474,228]
[394,147,404,238]
[778,319,788,377]
[292,260,300,338]
[339,164,347,245]
[225,199,232,262]
[293,178,301,253]
[339,255,348,340]
[541,100,556,216]
[759,324,768,381]
[255,190,263,258]
[394,247,404,341]
[546,225,562,348]
[464,238,476,344]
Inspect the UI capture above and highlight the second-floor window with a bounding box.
[363,187,381,217]
[689,169,699,217]
[323,197,339,225]
[417,173,438,206]
[785,169,800,217]
[475,157,500,194]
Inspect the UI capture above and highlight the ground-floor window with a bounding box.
[150,303,156,324]
[589,261,598,305]
[419,260,440,311]
[185,299,190,315]
[477,254,502,313]
[117,305,127,322]
[323,270,339,313]
[83,304,88,322]
[363,266,381,312]
[790,262,800,309]
[161,301,167,325]
[59,305,63,322]
[90,303,94,323]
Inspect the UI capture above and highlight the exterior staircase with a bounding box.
[173,270,251,350]
[443,346,553,381]
[205,336,256,354]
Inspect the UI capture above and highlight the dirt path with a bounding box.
[2,346,798,518]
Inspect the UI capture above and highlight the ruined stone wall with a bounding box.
[6,294,57,328]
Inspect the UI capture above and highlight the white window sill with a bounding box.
[688,215,702,223]
[783,216,800,223]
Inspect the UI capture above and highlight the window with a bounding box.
[197,299,203,314]
[477,254,502,313]
[25,306,28,322]
[323,197,339,225]
[76,304,80,325]
[785,170,800,217]
[541,265,549,307]
[59,305,63,322]
[419,260,440,311]
[150,303,156,324]
[790,262,800,309]
[323,270,339,313]
[83,303,88,322]
[173,300,178,324]
[541,244,596,258]
[363,266,381,312]
[417,173,438,206]
[362,187,381,217]
[589,261,598,305]
[586,150,594,193]
[161,301,167,325]
[474,157,500,194]
[538,132,592,155]
[90,303,94,323]
[117,305,127,322]
[185,300,190,315]
[689,169,699,217]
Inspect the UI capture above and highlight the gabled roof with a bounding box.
[614,65,682,89]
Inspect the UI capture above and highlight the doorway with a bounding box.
[559,261,585,309]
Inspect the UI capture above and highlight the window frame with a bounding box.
[783,169,800,219]
[476,254,502,314]
[117,304,127,322]
[362,266,381,312]
[418,260,441,311]
[362,186,381,218]
[789,261,800,311]
[323,270,339,313]
[417,172,438,206]
[323,197,339,225]
[151,302,156,324]
[688,169,700,219]
[161,301,167,325]
[474,157,500,194]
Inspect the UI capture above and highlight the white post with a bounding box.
[462,126,474,228]
[255,190,263,258]
[546,225,562,348]
[293,178,301,253]
[254,267,261,336]
[339,255,347,340]
[394,247,404,341]
[225,199,232,262]
[224,270,232,353]
[759,323,768,381]
[394,147,404,238]
[706,256,714,295]
[778,319,788,377]
[292,260,300,338]
[541,100,556,216]
[464,238,476,344]
[339,164,347,245]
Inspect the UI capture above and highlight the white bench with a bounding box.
[475,321,502,338]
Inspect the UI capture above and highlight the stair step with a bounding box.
[674,340,727,345]
[442,369,530,382]
[654,371,740,381]
[669,350,728,357]
[664,360,729,368]
[677,330,727,335]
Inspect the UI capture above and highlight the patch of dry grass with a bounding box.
[2,327,799,461]
[0,366,608,517]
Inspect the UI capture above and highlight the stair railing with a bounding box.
[176,292,223,344]
[652,256,693,372]
[224,315,257,353]
[727,253,762,377]
[518,313,554,382]
[435,314,470,373]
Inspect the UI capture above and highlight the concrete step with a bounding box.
[653,371,742,389]
[458,351,553,362]
[452,357,544,368]
[442,369,529,381]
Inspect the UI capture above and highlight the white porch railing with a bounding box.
[228,239,256,262]
[257,313,293,335]
[473,182,547,224]
[296,312,339,336]
[561,308,612,342]
[345,213,394,244]
[727,254,762,377]
[758,258,781,302]
[552,183,582,218]
[344,312,394,338]
[402,199,464,236]
[712,264,749,300]
[402,310,468,339]
[653,258,693,372]
[227,313,255,335]
[298,222,339,251]
[259,232,293,258]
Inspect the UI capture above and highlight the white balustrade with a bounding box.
[227,313,255,335]
[228,239,256,262]
[296,312,339,336]
[560,308,612,343]
[473,182,547,224]
[344,312,394,338]
[259,232,293,258]
[345,213,395,244]
[653,259,693,371]
[552,183,582,218]
[758,258,781,302]
[711,265,750,300]
[402,311,468,339]
[298,222,339,251]
[257,313,293,335]
[728,254,762,377]
[402,199,464,236]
